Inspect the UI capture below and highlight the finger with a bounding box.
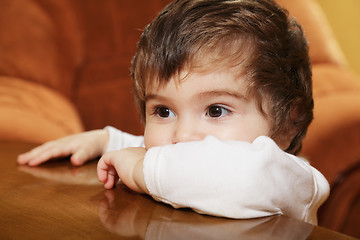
[17,145,44,164]
[70,148,88,166]
[27,146,73,166]
[104,173,119,189]
[19,141,74,166]
[97,157,109,182]
[97,155,119,189]
[17,143,55,165]
[17,153,32,165]
[70,146,102,166]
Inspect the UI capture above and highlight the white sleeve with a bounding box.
[143,136,329,225]
[104,126,144,152]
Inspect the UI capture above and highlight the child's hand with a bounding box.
[17,129,109,166]
[97,147,148,194]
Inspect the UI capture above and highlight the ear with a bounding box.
[277,106,303,152]
[276,131,296,151]
[283,103,308,153]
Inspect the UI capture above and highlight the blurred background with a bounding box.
[318,0,360,76]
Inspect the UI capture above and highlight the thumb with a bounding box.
[70,148,92,166]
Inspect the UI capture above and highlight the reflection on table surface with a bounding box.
[97,187,315,239]
[0,141,356,239]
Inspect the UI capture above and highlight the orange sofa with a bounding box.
[1,0,359,237]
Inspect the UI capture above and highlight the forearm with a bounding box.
[133,158,149,194]
[143,136,330,224]
[115,148,148,194]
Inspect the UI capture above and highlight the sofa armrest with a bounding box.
[0,77,84,143]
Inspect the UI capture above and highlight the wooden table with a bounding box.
[0,141,356,240]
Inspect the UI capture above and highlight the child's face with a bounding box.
[143,70,271,149]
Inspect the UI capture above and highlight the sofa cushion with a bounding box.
[0,77,84,143]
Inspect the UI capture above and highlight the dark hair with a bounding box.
[131,0,313,154]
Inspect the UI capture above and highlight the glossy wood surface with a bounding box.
[0,141,357,240]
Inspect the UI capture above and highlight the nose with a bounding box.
[172,117,206,144]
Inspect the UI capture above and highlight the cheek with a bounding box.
[209,127,253,142]
[144,124,172,149]
[208,117,270,143]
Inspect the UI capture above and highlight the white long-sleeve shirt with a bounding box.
[105,126,329,225]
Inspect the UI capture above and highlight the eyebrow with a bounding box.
[144,94,166,102]
[198,90,248,101]
[145,90,247,102]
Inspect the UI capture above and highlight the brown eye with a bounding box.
[155,106,175,118]
[207,105,231,118]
